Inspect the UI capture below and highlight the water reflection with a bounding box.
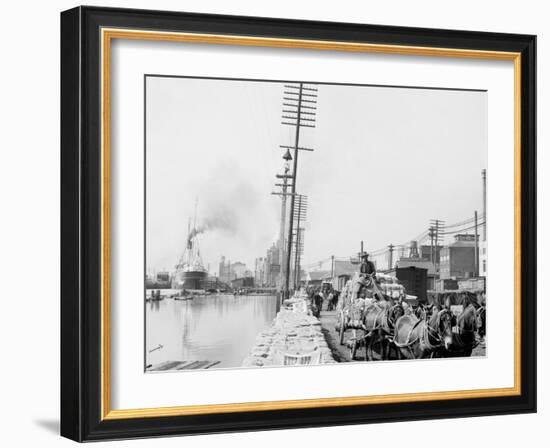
[146,294,279,369]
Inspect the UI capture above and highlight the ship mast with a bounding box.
[193,197,198,233]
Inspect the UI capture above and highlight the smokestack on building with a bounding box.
[409,240,419,258]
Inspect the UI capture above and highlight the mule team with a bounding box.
[330,272,486,361]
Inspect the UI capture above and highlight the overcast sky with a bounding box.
[146,76,487,274]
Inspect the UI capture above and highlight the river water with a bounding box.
[146,294,280,370]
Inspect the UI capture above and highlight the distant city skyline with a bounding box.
[146,76,487,276]
[147,256,252,278]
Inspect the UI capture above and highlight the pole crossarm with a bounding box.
[282,115,316,122]
[284,84,318,92]
[279,145,315,152]
[283,106,315,116]
[271,192,298,196]
[281,123,316,128]
[282,103,317,111]
[284,91,318,98]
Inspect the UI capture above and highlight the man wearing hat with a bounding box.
[358,252,385,302]
[359,252,376,276]
[349,252,377,302]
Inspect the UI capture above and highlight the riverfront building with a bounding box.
[218,256,231,283]
[263,243,281,287]
[231,262,247,279]
[439,234,478,280]
[254,257,265,286]
[218,256,252,283]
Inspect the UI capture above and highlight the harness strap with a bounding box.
[393,314,445,352]
[363,305,386,332]
[393,319,423,348]
[422,322,442,350]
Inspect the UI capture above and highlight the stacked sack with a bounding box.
[242,307,336,368]
[376,274,405,299]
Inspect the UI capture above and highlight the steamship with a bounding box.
[172,216,208,290]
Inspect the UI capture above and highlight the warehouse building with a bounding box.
[439,234,478,280]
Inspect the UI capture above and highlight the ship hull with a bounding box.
[173,270,207,290]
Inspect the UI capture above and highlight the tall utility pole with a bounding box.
[429,219,445,277]
[271,150,293,291]
[474,210,479,276]
[280,83,317,298]
[279,165,288,289]
[293,227,305,288]
[292,194,307,289]
[429,226,436,264]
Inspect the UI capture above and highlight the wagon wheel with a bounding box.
[364,331,372,361]
[386,338,397,360]
[349,329,358,360]
[349,339,358,360]
[366,336,376,361]
[338,310,346,345]
[366,333,386,361]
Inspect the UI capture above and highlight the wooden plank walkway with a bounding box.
[147,360,221,371]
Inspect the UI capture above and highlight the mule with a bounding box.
[414,303,434,321]
[393,308,454,359]
[445,301,479,357]
[477,305,486,339]
[363,301,404,361]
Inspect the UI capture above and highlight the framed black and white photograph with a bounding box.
[60,6,536,441]
[144,75,488,371]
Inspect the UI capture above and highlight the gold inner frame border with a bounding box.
[100,27,522,420]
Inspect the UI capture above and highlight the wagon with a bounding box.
[335,298,369,358]
[335,273,406,360]
[334,273,381,359]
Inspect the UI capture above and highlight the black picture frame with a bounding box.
[61,5,536,442]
